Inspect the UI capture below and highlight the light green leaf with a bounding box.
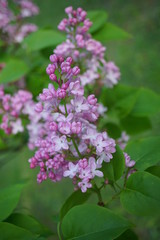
[130,88,160,117]
[60,190,91,221]
[125,136,160,170]
[24,29,65,51]
[94,23,131,42]
[120,171,160,216]
[6,213,52,237]
[61,204,131,240]
[0,59,29,84]
[87,10,108,33]
[102,145,125,181]
[0,184,25,221]
[0,222,36,240]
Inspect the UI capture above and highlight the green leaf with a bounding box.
[120,171,160,216]
[120,115,151,135]
[6,213,52,237]
[101,85,160,118]
[130,88,160,117]
[24,29,65,51]
[146,166,160,178]
[0,184,25,221]
[102,145,125,181]
[105,122,122,139]
[61,204,131,240]
[60,190,91,221]
[0,59,29,84]
[125,136,160,170]
[94,23,131,42]
[87,10,108,34]
[116,229,139,240]
[100,84,138,112]
[116,88,160,118]
[0,222,36,240]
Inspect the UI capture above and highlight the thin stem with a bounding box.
[124,169,130,188]
[93,182,104,206]
[104,190,122,206]
[71,137,82,158]
[114,182,122,190]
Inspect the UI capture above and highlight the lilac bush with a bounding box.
[1,5,159,240]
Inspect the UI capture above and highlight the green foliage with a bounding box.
[101,85,160,118]
[94,23,132,41]
[0,59,29,84]
[87,10,108,34]
[61,204,131,240]
[125,136,160,170]
[23,29,65,51]
[120,171,160,216]
[6,213,52,237]
[0,184,25,222]
[60,190,91,221]
[116,229,139,240]
[0,222,36,240]
[120,115,151,135]
[102,145,125,181]
[146,166,160,178]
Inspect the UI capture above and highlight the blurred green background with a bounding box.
[1,1,160,239]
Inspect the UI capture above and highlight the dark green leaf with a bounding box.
[6,213,52,237]
[0,222,36,240]
[120,115,151,135]
[60,190,91,221]
[116,229,139,240]
[100,84,137,111]
[0,59,29,84]
[61,204,131,240]
[125,136,160,170]
[105,122,122,139]
[102,145,125,181]
[94,23,131,42]
[24,29,65,51]
[87,10,108,34]
[146,166,160,178]
[0,184,25,221]
[120,171,160,216]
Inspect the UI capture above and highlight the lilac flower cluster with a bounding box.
[0,0,39,44]
[28,54,117,192]
[0,86,32,134]
[54,7,120,88]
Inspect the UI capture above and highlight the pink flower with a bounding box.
[54,135,69,151]
[58,121,71,135]
[71,96,89,113]
[63,162,78,178]
[10,119,24,134]
[78,179,92,192]
[89,157,103,178]
[68,80,84,96]
[71,122,82,134]
[92,134,108,153]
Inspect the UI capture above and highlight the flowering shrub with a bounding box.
[0,4,160,240]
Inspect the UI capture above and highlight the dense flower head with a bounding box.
[27,54,118,192]
[0,87,32,134]
[0,0,39,44]
[55,6,120,89]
